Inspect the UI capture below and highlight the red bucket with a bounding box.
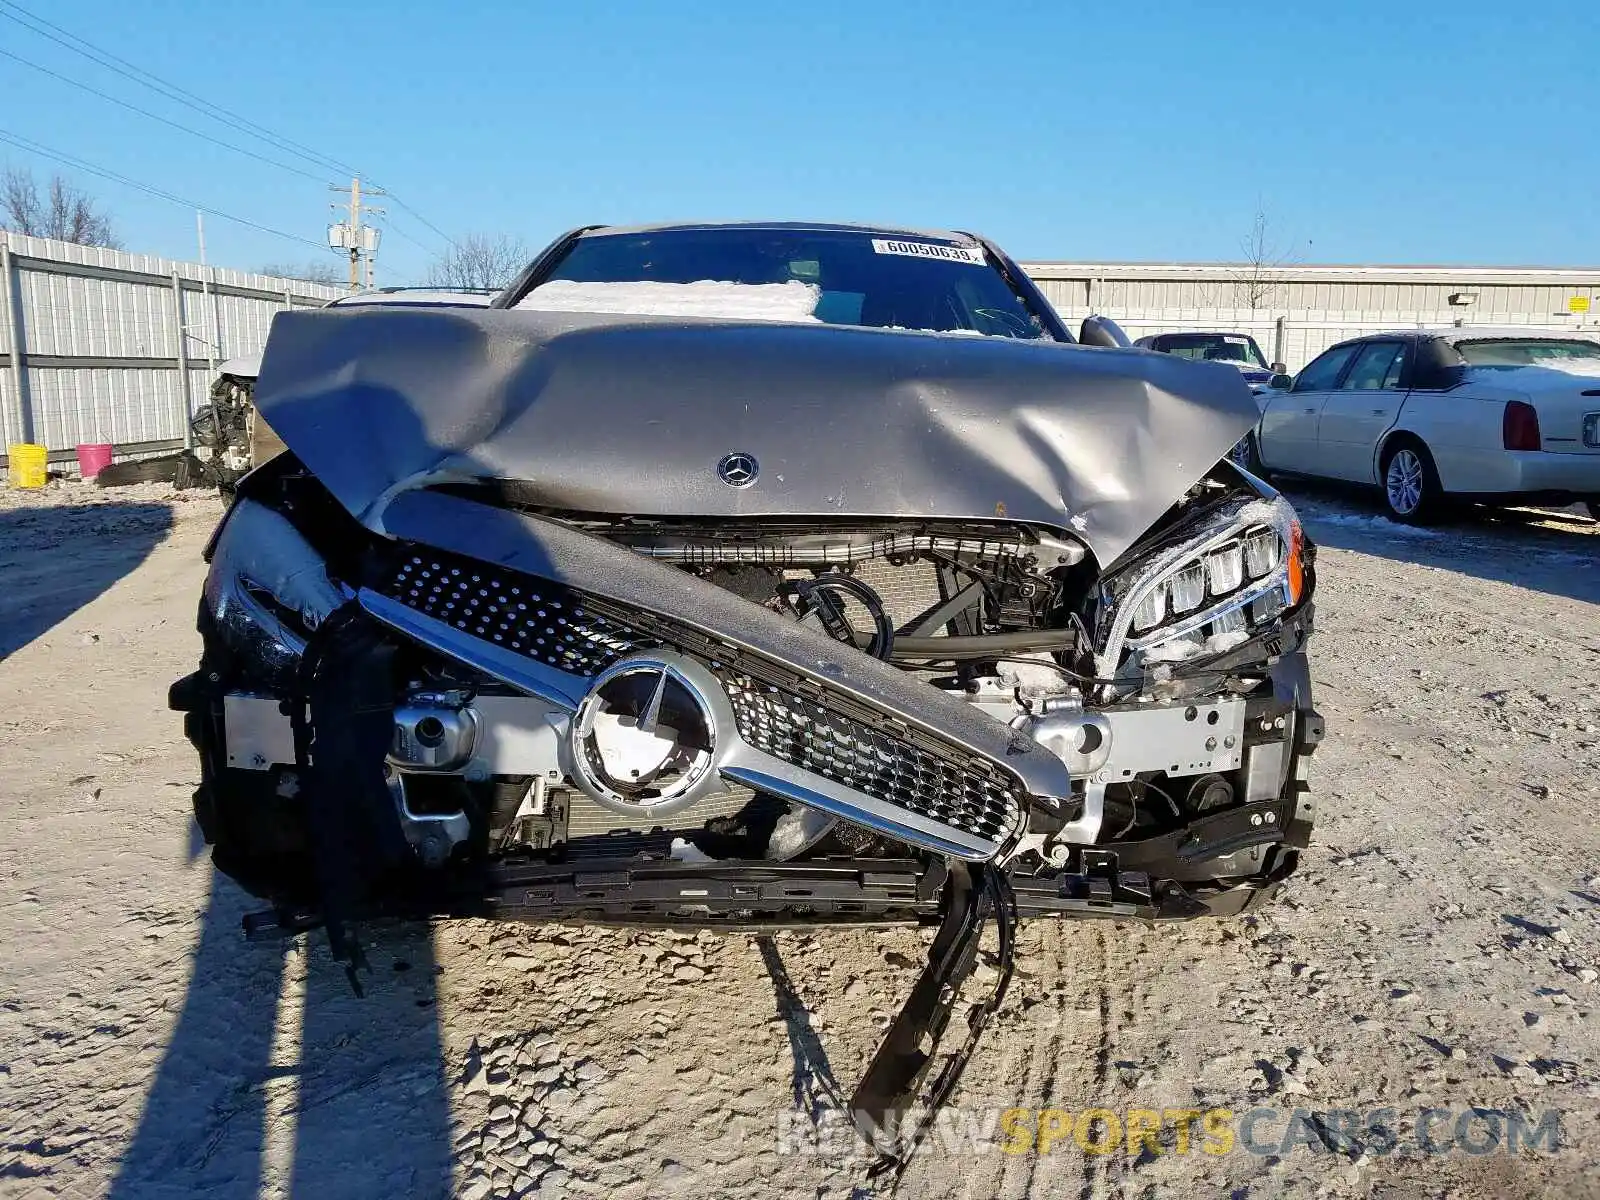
[76,443,114,479]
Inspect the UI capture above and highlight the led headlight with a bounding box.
[1206,543,1244,594]
[1251,592,1285,624]
[1210,606,1247,636]
[1243,528,1280,578]
[1130,579,1169,633]
[1094,493,1307,679]
[1168,562,1207,614]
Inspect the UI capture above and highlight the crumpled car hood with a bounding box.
[251,307,1258,565]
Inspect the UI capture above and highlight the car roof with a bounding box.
[325,288,495,308]
[1331,325,1597,349]
[1425,325,1600,344]
[577,219,982,245]
[1142,330,1261,341]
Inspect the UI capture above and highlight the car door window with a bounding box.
[1381,345,1408,389]
[1341,342,1406,390]
[1293,345,1358,391]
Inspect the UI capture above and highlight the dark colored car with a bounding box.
[171,221,1321,1165]
[1136,330,1289,393]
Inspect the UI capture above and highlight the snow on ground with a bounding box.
[1297,508,1451,539]
[1,479,1598,1200]
[516,280,822,323]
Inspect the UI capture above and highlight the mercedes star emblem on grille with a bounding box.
[717,451,759,488]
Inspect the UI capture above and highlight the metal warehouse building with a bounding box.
[1022,261,1600,372]
[0,232,340,460]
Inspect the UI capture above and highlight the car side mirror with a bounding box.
[1079,314,1131,348]
[1270,361,1287,374]
[1269,373,1293,390]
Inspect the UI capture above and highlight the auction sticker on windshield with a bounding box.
[871,238,987,265]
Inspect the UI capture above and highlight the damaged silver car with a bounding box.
[171,221,1321,1168]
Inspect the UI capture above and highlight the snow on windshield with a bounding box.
[1457,338,1600,369]
[516,279,822,323]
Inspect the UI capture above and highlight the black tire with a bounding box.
[1228,431,1263,475]
[171,452,208,491]
[93,453,183,488]
[1379,438,1443,524]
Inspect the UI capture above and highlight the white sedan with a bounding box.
[1243,327,1600,522]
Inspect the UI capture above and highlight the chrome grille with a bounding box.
[717,670,1019,843]
[382,553,650,676]
[378,544,1023,846]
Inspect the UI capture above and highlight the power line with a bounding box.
[0,127,327,251]
[378,215,437,256]
[0,0,458,250]
[0,0,356,180]
[380,192,456,250]
[0,46,327,183]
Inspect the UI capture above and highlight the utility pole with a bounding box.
[328,176,384,291]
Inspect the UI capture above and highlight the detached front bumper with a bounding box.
[176,661,1320,935]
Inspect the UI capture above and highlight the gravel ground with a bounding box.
[1,478,1598,1200]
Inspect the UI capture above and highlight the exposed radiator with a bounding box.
[850,557,944,629]
[565,785,755,838]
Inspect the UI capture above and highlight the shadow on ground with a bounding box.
[0,503,175,659]
[757,935,842,1120]
[108,866,453,1199]
[1277,480,1600,607]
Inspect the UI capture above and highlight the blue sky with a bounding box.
[3,0,1597,283]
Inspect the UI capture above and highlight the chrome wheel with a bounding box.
[1227,432,1262,474]
[1385,448,1425,515]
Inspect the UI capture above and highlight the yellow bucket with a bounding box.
[7,443,48,488]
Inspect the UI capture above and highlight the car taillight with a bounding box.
[1502,401,1541,451]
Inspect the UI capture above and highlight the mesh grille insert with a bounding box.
[377,544,1023,846]
[381,553,650,677]
[717,670,1019,843]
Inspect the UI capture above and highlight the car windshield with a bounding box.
[1153,333,1268,367]
[520,227,1051,340]
[1455,338,1600,368]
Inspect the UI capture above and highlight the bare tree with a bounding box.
[1,167,120,248]
[1230,209,1296,311]
[260,259,343,285]
[425,233,531,291]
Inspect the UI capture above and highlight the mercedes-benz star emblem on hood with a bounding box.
[717,451,759,488]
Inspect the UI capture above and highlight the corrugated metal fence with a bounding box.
[1023,261,1600,371]
[0,231,341,461]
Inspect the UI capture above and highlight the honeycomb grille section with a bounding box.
[378,543,1022,846]
[717,670,1020,844]
[379,550,650,676]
